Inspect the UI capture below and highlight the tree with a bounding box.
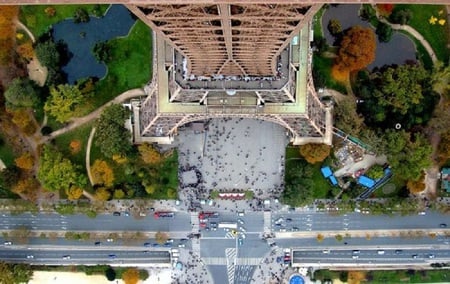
[334,99,365,136]
[374,64,428,115]
[155,231,169,244]
[122,268,139,284]
[437,131,450,165]
[11,109,37,135]
[327,19,342,36]
[407,174,425,194]
[316,233,324,242]
[138,143,162,164]
[376,22,393,42]
[91,160,115,187]
[92,41,111,63]
[0,262,33,284]
[4,78,41,109]
[105,267,116,281]
[0,166,20,190]
[384,130,432,181]
[73,8,90,23]
[95,104,132,157]
[66,186,83,200]
[430,61,450,98]
[282,161,315,206]
[16,42,35,61]
[44,84,86,123]
[365,164,384,180]
[299,143,331,164]
[94,187,111,201]
[333,26,376,74]
[34,40,60,69]
[14,152,34,170]
[390,9,412,25]
[113,189,125,199]
[37,145,87,192]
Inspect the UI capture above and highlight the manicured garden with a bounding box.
[393,4,450,64]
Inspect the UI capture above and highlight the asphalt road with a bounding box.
[292,248,450,266]
[271,210,449,232]
[0,247,170,265]
[0,212,191,232]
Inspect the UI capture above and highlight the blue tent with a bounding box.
[321,166,332,178]
[329,175,338,186]
[358,175,375,188]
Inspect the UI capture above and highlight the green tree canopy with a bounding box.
[374,64,429,115]
[44,84,86,123]
[0,262,33,284]
[4,78,41,109]
[375,22,393,42]
[34,40,60,69]
[333,98,365,136]
[383,130,432,181]
[282,161,315,207]
[95,104,132,157]
[37,145,87,192]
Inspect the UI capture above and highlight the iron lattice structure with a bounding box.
[128,3,333,145]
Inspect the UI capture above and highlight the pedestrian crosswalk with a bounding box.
[225,232,236,239]
[264,211,272,233]
[226,248,237,284]
[236,258,262,265]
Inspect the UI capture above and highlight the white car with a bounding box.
[62,255,71,260]
[26,255,34,259]
[4,241,12,246]
[237,219,244,225]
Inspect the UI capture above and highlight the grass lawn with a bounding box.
[374,175,406,198]
[366,269,450,283]
[52,122,94,167]
[313,55,347,94]
[20,5,109,37]
[0,134,16,166]
[285,147,332,199]
[92,20,152,108]
[151,150,179,200]
[393,4,450,64]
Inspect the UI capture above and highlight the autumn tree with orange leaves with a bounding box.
[122,268,139,284]
[333,26,376,81]
[91,159,114,187]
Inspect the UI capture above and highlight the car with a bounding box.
[106,238,114,242]
[377,250,385,255]
[139,212,146,217]
[440,223,447,228]
[151,243,160,247]
[237,211,245,217]
[279,228,287,232]
[352,255,359,259]
[352,250,360,254]
[269,242,277,247]
[241,233,246,239]
[62,255,71,260]
[237,219,244,225]
[274,223,282,228]
[276,256,282,263]
[3,241,12,246]
[163,242,172,247]
[144,242,151,247]
[292,227,300,232]
[94,241,101,246]
[286,218,292,222]
[113,212,121,216]
[239,227,246,233]
[418,211,426,215]
[205,227,210,231]
[166,239,174,243]
[395,250,403,255]
[238,238,243,246]
[412,254,418,259]
[428,254,435,259]
[154,212,174,218]
[123,211,130,217]
[178,244,186,248]
[143,250,150,254]
[108,254,116,259]
[26,255,34,259]
[275,217,283,224]
[322,250,330,254]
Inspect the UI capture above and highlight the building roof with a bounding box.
[321,166,332,178]
[358,175,375,188]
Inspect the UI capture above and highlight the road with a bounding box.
[292,247,450,267]
[0,247,170,266]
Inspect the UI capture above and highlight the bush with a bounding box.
[390,9,412,25]
[73,8,90,23]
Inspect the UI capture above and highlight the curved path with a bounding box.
[86,127,96,187]
[374,7,438,64]
[41,87,145,143]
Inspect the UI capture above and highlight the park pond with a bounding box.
[52,5,136,84]
[322,5,417,69]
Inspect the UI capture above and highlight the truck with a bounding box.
[198,212,219,220]
[154,212,174,218]
[218,222,238,229]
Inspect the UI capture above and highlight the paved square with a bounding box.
[177,118,289,199]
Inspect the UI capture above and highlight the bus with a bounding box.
[218,222,238,229]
